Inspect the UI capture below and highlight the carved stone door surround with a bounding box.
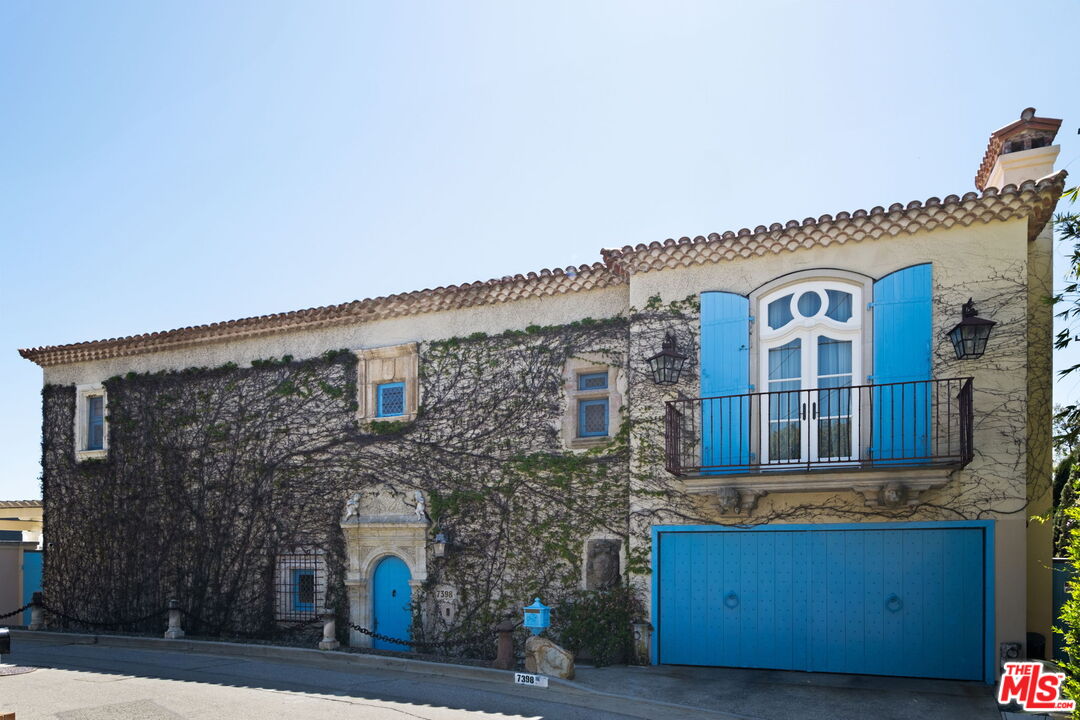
[340,485,429,648]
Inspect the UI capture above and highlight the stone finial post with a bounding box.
[493,619,516,670]
[164,599,185,640]
[28,592,44,631]
[631,619,653,665]
[318,610,340,650]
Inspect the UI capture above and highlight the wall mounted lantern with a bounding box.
[947,298,996,360]
[647,331,688,385]
[432,532,448,558]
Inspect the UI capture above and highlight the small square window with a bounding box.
[292,569,315,612]
[87,396,104,451]
[578,372,608,391]
[578,398,609,437]
[377,382,405,417]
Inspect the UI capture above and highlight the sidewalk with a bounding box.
[8,630,1003,720]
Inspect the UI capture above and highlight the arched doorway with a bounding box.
[340,486,429,649]
[371,555,412,650]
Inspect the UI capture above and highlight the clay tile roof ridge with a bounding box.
[18,260,624,366]
[21,172,1067,368]
[600,171,1066,268]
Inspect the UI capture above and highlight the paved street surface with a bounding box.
[0,637,664,720]
[0,634,1006,720]
[575,662,1003,720]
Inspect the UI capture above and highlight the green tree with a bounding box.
[1051,186,1080,716]
[1053,186,1080,445]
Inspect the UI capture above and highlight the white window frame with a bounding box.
[756,279,864,465]
[74,384,108,461]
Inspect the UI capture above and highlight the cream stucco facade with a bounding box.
[626,216,1039,662]
[0,501,43,625]
[21,110,1066,678]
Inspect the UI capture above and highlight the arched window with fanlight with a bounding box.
[693,265,939,475]
[758,281,862,465]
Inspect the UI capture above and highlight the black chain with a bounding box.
[39,602,167,629]
[179,608,322,638]
[346,622,494,650]
[7,596,493,652]
[0,602,32,620]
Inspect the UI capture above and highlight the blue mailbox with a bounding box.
[523,597,550,635]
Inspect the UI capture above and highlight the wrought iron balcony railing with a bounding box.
[664,377,974,476]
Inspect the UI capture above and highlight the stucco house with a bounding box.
[0,500,43,626]
[19,109,1065,682]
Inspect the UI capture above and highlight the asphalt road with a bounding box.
[0,636,652,720]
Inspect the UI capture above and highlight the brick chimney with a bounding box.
[975,107,1062,190]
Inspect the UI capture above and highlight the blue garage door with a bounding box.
[656,525,986,681]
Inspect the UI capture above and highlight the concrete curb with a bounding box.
[9,629,744,719]
[9,629,516,685]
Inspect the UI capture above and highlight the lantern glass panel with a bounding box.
[647,332,687,385]
[948,318,994,359]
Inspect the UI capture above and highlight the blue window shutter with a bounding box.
[700,292,751,470]
[871,264,932,460]
[701,292,750,397]
[873,264,932,384]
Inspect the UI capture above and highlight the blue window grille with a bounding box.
[578,398,609,437]
[87,396,104,450]
[292,569,315,612]
[377,382,406,417]
[578,372,609,391]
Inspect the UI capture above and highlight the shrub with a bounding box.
[552,585,642,667]
[1058,465,1080,716]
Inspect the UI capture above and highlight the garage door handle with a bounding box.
[724,592,739,608]
[886,593,903,612]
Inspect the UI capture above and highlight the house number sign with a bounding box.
[434,585,456,602]
[514,672,548,688]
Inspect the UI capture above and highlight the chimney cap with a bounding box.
[975,108,1062,190]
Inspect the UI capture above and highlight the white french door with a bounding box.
[759,283,861,465]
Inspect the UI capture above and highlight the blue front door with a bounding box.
[372,556,411,650]
[656,524,986,681]
[22,550,42,626]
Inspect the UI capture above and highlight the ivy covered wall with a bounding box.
[40,313,678,642]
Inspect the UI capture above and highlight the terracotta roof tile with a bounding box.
[20,171,1067,368]
[601,172,1066,275]
[19,262,625,367]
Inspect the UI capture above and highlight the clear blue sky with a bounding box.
[2,1,1078,499]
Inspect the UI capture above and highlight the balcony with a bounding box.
[664,378,974,505]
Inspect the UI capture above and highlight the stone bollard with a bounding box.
[28,592,44,631]
[164,599,185,640]
[492,619,516,670]
[318,611,340,650]
[631,619,653,665]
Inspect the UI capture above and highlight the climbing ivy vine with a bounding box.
[39,281,1035,656]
